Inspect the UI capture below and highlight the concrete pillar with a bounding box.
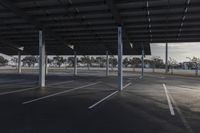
[74,51,77,76]
[106,51,109,76]
[45,55,48,75]
[18,51,22,74]
[39,30,46,88]
[141,48,144,78]
[165,42,168,74]
[118,26,123,91]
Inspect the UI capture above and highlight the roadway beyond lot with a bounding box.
[0,71,199,133]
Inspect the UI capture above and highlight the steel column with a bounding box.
[165,42,168,74]
[106,51,109,76]
[118,26,123,91]
[18,51,21,74]
[74,51,77,76]
[39,30,46,88]
[141,48,144,78]
[45,55,48,75]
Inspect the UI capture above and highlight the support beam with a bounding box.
[106,51,109,77]
[141,47,144,78]
[45,55,48,75]
[17,51,21,74]
[165,42,168,74]
[118,26,123,91]
[105,0,131,47]
[74,51,77,76]
[0,0,73,52]
[39,30,46,88]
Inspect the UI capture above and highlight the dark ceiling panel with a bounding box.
[1,0,199,55]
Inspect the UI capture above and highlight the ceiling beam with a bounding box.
[105,0,131,47]
[0,36,24,53]
[0,0,73,51]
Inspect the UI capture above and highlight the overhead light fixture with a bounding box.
[68,45,74,50]
[18,47,24,51]
[130,42,133,48]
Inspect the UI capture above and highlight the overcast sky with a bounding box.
[1,42,200,63]
[150,42,200,63]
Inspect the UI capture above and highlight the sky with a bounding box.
[1,42,200,63]
[149,42,200,63]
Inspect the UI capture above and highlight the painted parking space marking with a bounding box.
[0,80,74,95]
[123,82,132,89]
[166,85,194,133]
[23,81,101,104]
[0,86,39,96]
[163,83,175,116]
[88,91,118,109]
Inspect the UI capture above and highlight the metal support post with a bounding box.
[45,55,48,75]
[18,51,22,74]
[74,51,77,76]
[106,51,109,76]
[141,48,144,78]
[39,30,46,88]
[165,42,168,74]
[118,26,123,91]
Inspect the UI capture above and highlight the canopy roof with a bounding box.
[2,0,197,55]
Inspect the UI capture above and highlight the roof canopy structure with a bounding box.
[1,0,197,56]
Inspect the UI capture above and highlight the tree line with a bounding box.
[0,55,200,70]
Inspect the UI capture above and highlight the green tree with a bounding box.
[48,58,54,65]
[186,56,200,70]
[151,56,164,68]
[68,57,75,67]
[109,56,117,68]
[90,57,96,67]
[130,57,141,68]
[123,57,129,67]
[0,56,8,66]
[96,56,106,67]
[11,57,18,66]
[79,56,91,70]
[53,56,66,67]
[22,56,37,67]
[168,57,178,74]
[144,59,155,68]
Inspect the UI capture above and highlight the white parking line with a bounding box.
[0,80,74,95]
[0,86,39,96]
[23,81,101,104]
[123,82,132,89]
[163,83,175,116]
[88,91,118,109]
[169,93,194,133]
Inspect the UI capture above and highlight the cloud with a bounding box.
[150,42,200,62]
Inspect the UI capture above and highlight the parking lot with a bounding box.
[0,70,199,133]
